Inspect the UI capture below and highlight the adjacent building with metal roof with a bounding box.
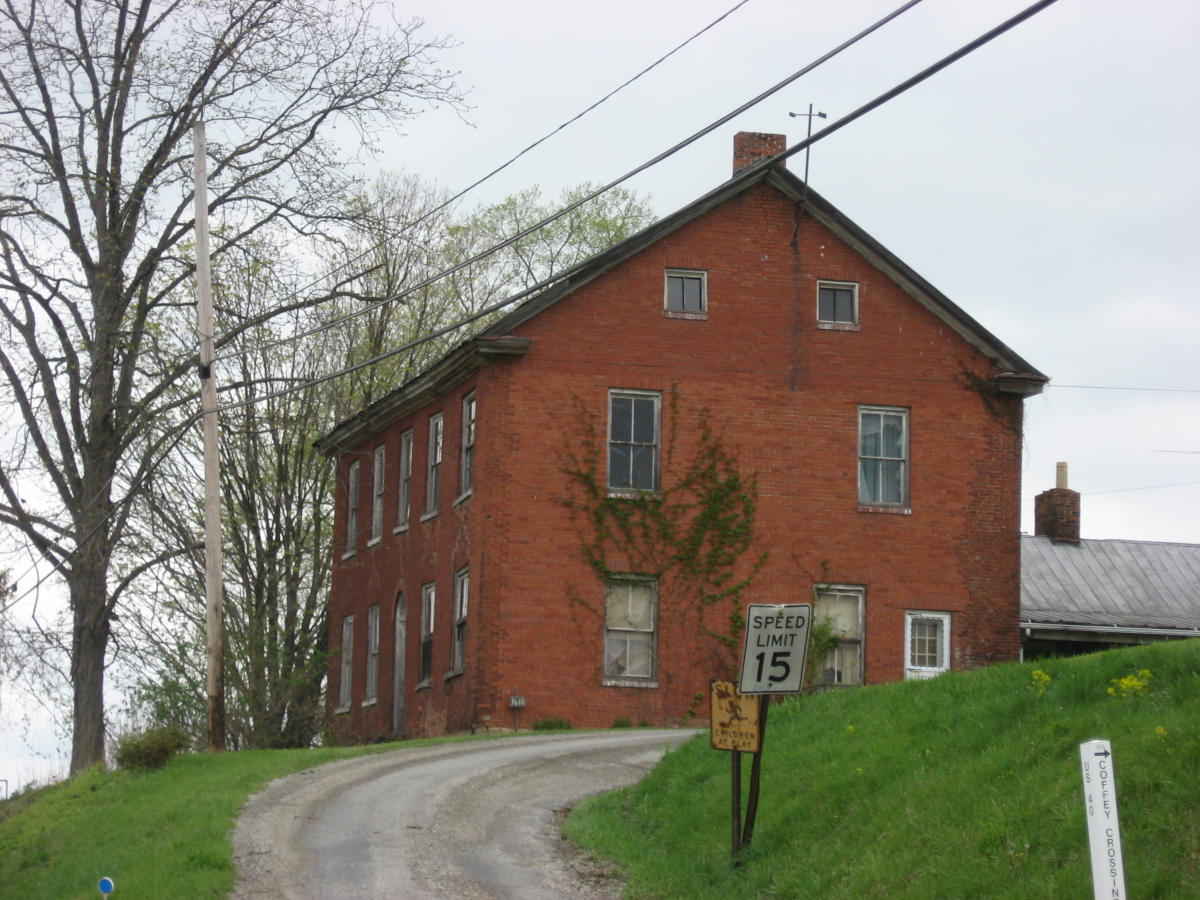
[1021,463,1200,656]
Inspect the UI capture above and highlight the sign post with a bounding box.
[712,604,812,861]
[1080,740,1126,899]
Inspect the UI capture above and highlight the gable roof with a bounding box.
[1021,534,1200,636]
[319,160,1047,454]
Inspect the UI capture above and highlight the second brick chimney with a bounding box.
[733,132,786,175]
[1034,462,1081,543]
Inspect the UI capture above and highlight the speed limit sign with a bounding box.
[738,603,811,694]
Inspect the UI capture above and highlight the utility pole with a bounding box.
[193,121,225,752]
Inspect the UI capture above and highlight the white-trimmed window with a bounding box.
[608,390,660,493]
[370,444,385,543]
[604,577,657,682]
[858,406,909,507]
[343,461,360,557]
[396,429,413,530]
[665,269,706,315]
[451,567,469,674]
[905,611,950,679]
[813,586,864,687]
[460,393,476,498]
[365,604,380,703]
[818,280,858,326]
[425,413,443,516]
[419,582,435,684]
[338,614,354,710]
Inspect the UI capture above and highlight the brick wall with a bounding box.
[327,179,1026,740]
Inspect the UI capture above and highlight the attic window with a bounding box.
[818,281,858,329]
[665,270,706,317]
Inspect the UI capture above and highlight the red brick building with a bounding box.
[317,132,1046,741]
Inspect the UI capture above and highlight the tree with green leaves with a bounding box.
[0,0,462,773]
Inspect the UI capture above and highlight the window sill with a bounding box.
[415,679,430,692]
[454,489,472,507]
[817,321,860,332]
[367,536,381,548]
[443,669,463,682]
[393,522,409,535]
[905,668,947,680]
[361,698,377,708]
[340,549,357,561]
[419,510,438,523]
[602,677,658,689]
[333,705,350,715]
[606,488,659,500]
[857,504,911,516]
[663,310,708,321]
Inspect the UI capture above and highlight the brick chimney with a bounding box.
[733,132,786,174]
[1034,461,1080,543]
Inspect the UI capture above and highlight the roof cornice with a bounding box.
[315,336,531,456]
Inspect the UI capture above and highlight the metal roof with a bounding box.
[1021,535,1200,633]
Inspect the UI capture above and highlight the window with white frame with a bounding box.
[419,582,435,684]
[370,444,385,543]
[905,611,950,679]
[425,413,443,516]
[451,567,468,674]
[604,578,657,682]
[813,586,864,687]
[817,280,858,326]
[460,393,476,498]
[858,407,909,507]
[338,614,354,710]
[343,461,360,557]
[607,390,660,493]
[396,429,413,529]
[665,269,706,315]
[365,604,380,703]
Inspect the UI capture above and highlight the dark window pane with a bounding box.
[835,290,853,322]
[610,396,632,442]
[684,277,702,311]
[632,397,656,444]
[631,445,655,490]
[818,286,835,321]
[667,276,684,310]
[609,445,631,488]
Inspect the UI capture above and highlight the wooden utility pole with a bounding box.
[193,121,225,752]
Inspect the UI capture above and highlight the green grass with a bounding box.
[0,733,499,898]
[564,640,1200,898]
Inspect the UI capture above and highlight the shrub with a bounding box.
[612,716,633,728]
[114,725,189,771]
[531,716,572,731]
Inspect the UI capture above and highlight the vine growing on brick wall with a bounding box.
[559,388,767,678]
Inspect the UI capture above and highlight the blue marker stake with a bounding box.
[99,875,115,895]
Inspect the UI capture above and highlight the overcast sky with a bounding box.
[376,0,1200,544]
[6,0,1198,792]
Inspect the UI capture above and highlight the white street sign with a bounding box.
[738,603,811,694]
[1080,740,1126,900]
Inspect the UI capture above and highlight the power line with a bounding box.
[214,0,930,366]
[1086,481,1200,496]
[214,0,1058,417]
[210,0,760,347]
[1047,384,1200,394]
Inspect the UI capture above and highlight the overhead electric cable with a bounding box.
[212,0,758,344]
[211,0,1060,418]
[213,0,928,365]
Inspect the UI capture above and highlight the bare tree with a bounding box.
[0,0,462,772]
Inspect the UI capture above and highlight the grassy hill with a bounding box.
[2,640,1196,898]
[564,639,1200,898]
